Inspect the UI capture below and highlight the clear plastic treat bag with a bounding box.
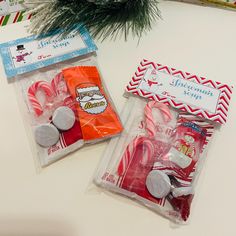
[94,59,233,223]
[94,97,215,223]
[15,58,123,168]
[0,27,123,169]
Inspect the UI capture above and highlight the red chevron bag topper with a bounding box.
[126,59,233,124]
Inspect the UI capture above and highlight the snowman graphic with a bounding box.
[138,68,163,93]
[177,134,195,158]
[167,133,196,169]
[0,0,9,15]
[12,45,32,66]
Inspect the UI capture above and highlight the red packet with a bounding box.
[166,118,207,178]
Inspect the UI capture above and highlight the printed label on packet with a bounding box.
[75,84,108,115]
[165,119,207,177]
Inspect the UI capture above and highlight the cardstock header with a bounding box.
[0,25,97,79]
[126,59,233,124]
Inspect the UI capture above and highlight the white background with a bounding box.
[0,2,236,235]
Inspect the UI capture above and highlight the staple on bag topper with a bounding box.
[126,59,233,125]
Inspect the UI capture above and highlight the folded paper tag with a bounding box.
[0,25,97,79]
[0,0,31,26]
[126,59,233,124]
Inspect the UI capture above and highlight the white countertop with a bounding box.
[0,2,236,235]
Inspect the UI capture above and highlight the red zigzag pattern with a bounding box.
[126,59,233,124]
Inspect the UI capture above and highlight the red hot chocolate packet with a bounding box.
[165,118,207,178]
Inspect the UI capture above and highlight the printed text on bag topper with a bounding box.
[139,67,220,113]
[126,60,233,124]
[10,32,86,68]
[0,25,97,79]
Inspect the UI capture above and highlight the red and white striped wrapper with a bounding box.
[0,11,31,27]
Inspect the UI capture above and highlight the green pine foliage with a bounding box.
[29,0,160,39]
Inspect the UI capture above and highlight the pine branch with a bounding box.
[26,0,160,40]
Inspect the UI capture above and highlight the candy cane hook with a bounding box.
[28,81,55,116]
[51,72,68,95]
[117,101,172,176]
[144,101,172,137]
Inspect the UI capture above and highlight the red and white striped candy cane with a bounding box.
[28,81,55,116]
[117,101,172,176]
[145,101,172,137]
[117,136,155,176]
[51,72,68,95]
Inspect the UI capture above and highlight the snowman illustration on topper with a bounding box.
[138,68,163,93]
[12,44,32,66]
[76,83,108,114]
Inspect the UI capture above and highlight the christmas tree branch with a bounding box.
[26,0,160,40]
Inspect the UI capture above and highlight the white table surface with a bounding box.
[0,2,236,235]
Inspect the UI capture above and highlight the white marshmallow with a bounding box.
[172,187,194,198]
[168,147,192,168]
[146,170,171,198]
[52,106,75,131]
[34,123,60,147]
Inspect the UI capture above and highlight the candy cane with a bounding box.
[117,101,172,176]
[51,72,68,95]
[117,136,154,176]
[28,81,55,116]
[144,101,172,137]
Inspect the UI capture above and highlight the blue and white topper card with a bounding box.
[0,25,97,79]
